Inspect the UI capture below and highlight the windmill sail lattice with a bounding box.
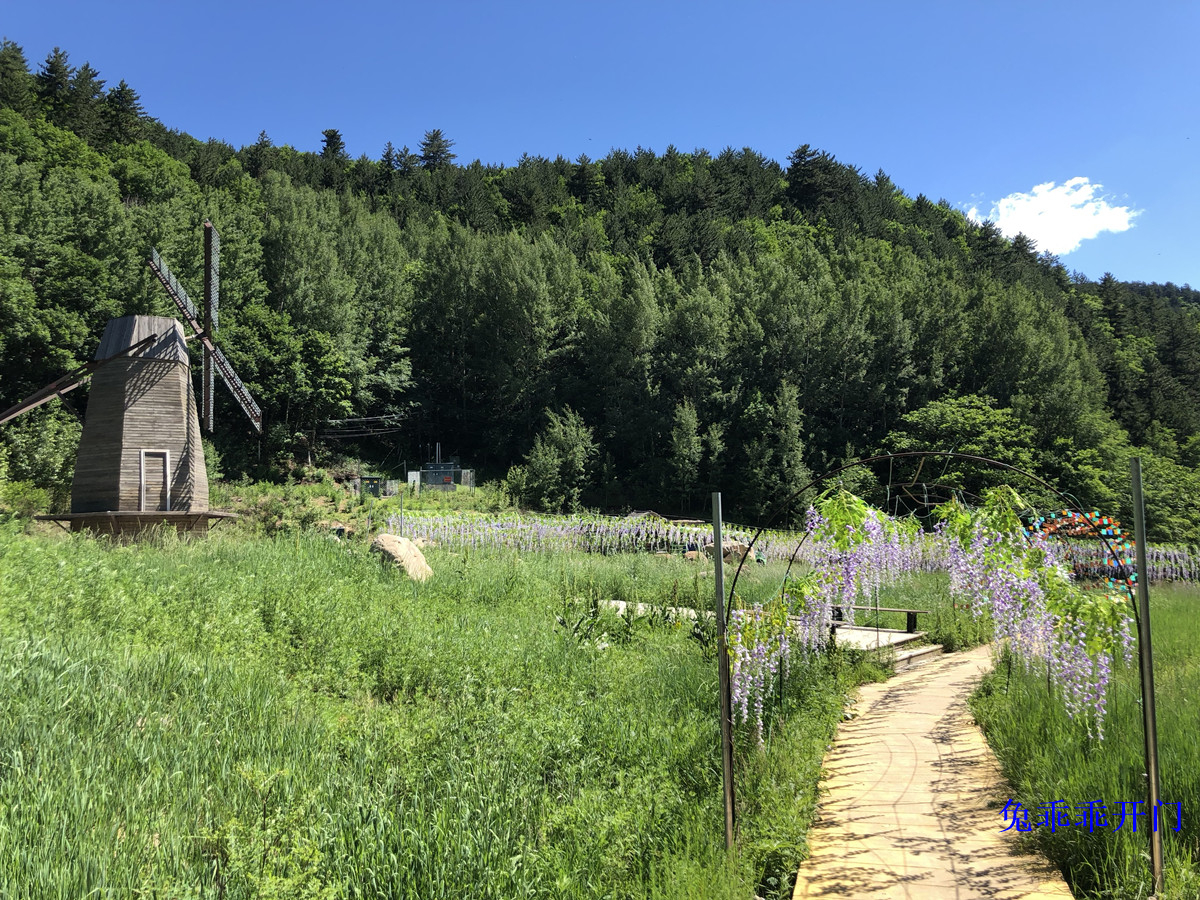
[147,238,262,433]
[203,221,219,432]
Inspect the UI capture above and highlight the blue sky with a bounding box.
[4,0,1197,285]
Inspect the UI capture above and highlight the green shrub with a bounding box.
[0,479,48,517]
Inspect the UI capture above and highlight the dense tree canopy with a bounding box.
[1,41,1198,539]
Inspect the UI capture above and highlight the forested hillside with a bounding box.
[2,41,1199,539]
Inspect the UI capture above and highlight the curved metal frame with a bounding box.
[725,450,1135,625]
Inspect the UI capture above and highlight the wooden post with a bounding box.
[712,492,735,850]
[1130,457,1164,894]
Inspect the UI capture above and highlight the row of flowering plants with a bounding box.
[383,506,1196,581]
[386,511,808,560]
[726,487,1136,742]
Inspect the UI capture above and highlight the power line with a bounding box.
[319,428,404,439]
[323,414,405,425]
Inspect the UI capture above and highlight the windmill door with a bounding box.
[140,450,171,511]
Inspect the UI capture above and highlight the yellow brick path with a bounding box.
[793,645,1074,899]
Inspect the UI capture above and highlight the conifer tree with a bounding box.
[395,145,419,176]
[320,129,349,190]
[243,130,274,177]
[67,62,105,142]
[381,141,398,172]
[0,39,35,115]
[419,129,456,170]
[35,47,73,126]
[102,79,144,144]
[320,128,347,162]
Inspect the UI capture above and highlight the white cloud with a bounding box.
[966,177,1140,256]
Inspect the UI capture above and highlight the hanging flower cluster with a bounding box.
[728,596,792,741]
[939,491,1134,739]
[727,490,931,739]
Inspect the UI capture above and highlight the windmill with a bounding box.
[0,222,262,537]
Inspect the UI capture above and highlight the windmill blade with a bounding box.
[204,222,219,333]
[0,333,157,426]
[203,222,220,432]
[208,343,262,433]
[149,243,262,434]
[202,350,214,431]
[148,248,202,333]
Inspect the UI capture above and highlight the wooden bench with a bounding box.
[832,606,930,633]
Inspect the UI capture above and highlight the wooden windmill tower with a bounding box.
[1,222,262,537]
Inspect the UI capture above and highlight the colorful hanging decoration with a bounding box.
[1027,510,1136,598]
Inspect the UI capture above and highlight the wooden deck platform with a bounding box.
[36,510,236,539]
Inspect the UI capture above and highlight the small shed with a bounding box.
[419,462,474,492]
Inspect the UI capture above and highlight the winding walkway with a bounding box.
[793,645,1074,899]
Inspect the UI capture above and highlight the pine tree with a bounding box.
[36,47,74,126]
[569,153,605,208]
[395,145,418,176]
[380,141,400,194]
[0,39,35,115]
[419,129,456,170]
[381,141,398,172]
[243,130,274,177]
[320,128,347,162]
[320,129,348,190]
[102,79,144,144]
[67,61,105,142]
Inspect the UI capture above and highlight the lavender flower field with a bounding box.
[384,508,1200,584]
[386,510,804,559]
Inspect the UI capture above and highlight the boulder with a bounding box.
[371,534,433,582]
[724,540,750,562]
[704,540,749,563]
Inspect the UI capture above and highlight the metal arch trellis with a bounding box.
[709,450,1163,889]
[724,450,1138,624]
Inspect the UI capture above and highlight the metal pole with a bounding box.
[712,492,736,850]
[1130,457,1164,895]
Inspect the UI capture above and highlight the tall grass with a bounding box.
[0,524,880,898]
[970,584,1200,899]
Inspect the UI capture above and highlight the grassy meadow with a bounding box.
[6,489,1187,900]
[970,584,1200,899]
[0,520,891,899]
